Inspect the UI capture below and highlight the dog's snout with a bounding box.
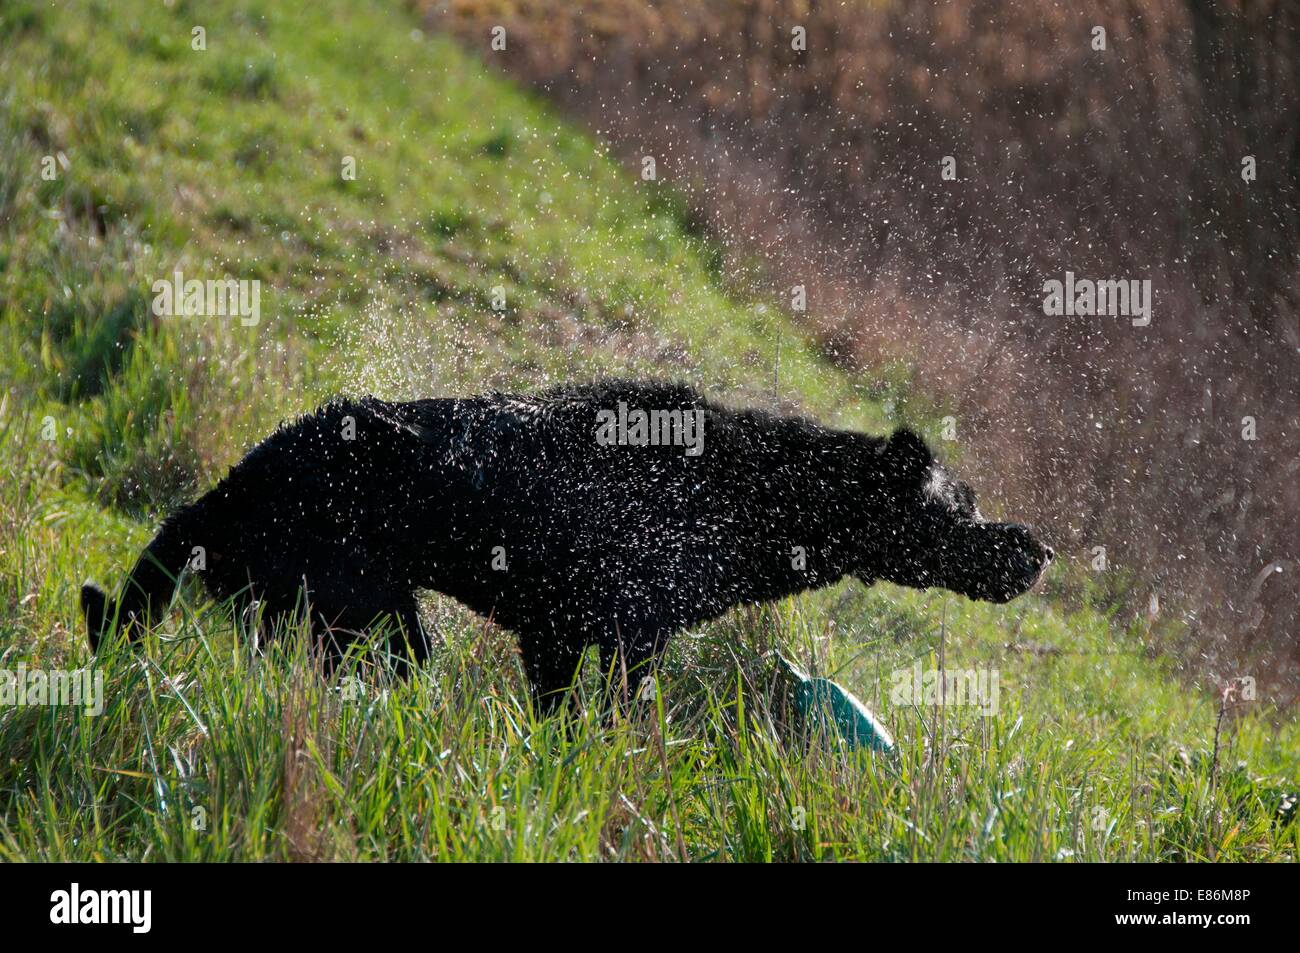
[1043,545,1054,562]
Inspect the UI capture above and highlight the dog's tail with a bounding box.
[83,511,195,652]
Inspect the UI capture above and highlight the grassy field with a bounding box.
[0,0,1296,861]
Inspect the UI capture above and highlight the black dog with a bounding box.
[82,379,1051,710]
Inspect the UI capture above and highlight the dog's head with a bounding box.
[858,429,1053,603]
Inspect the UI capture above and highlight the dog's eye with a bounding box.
[954,483,977,517]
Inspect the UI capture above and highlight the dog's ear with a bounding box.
[81,582,108,652]
[882,427,934,484]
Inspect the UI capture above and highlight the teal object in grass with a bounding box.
[776,653,896,754]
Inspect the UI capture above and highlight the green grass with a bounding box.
[0,0,1295,861]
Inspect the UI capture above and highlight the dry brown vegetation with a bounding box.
[423,0,1299,692]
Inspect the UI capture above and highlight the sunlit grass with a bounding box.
[0,0,1294,861]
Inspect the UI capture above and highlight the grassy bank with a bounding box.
[0,0,1295,861]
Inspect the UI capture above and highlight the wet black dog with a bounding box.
[82,380,1051,710]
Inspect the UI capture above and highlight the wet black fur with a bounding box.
[82,379,1051,710]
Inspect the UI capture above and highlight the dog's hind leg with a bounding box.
[386,596,431,679]
[518,627,586,718]
[598,625,669,715]
[311,592,431,679]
